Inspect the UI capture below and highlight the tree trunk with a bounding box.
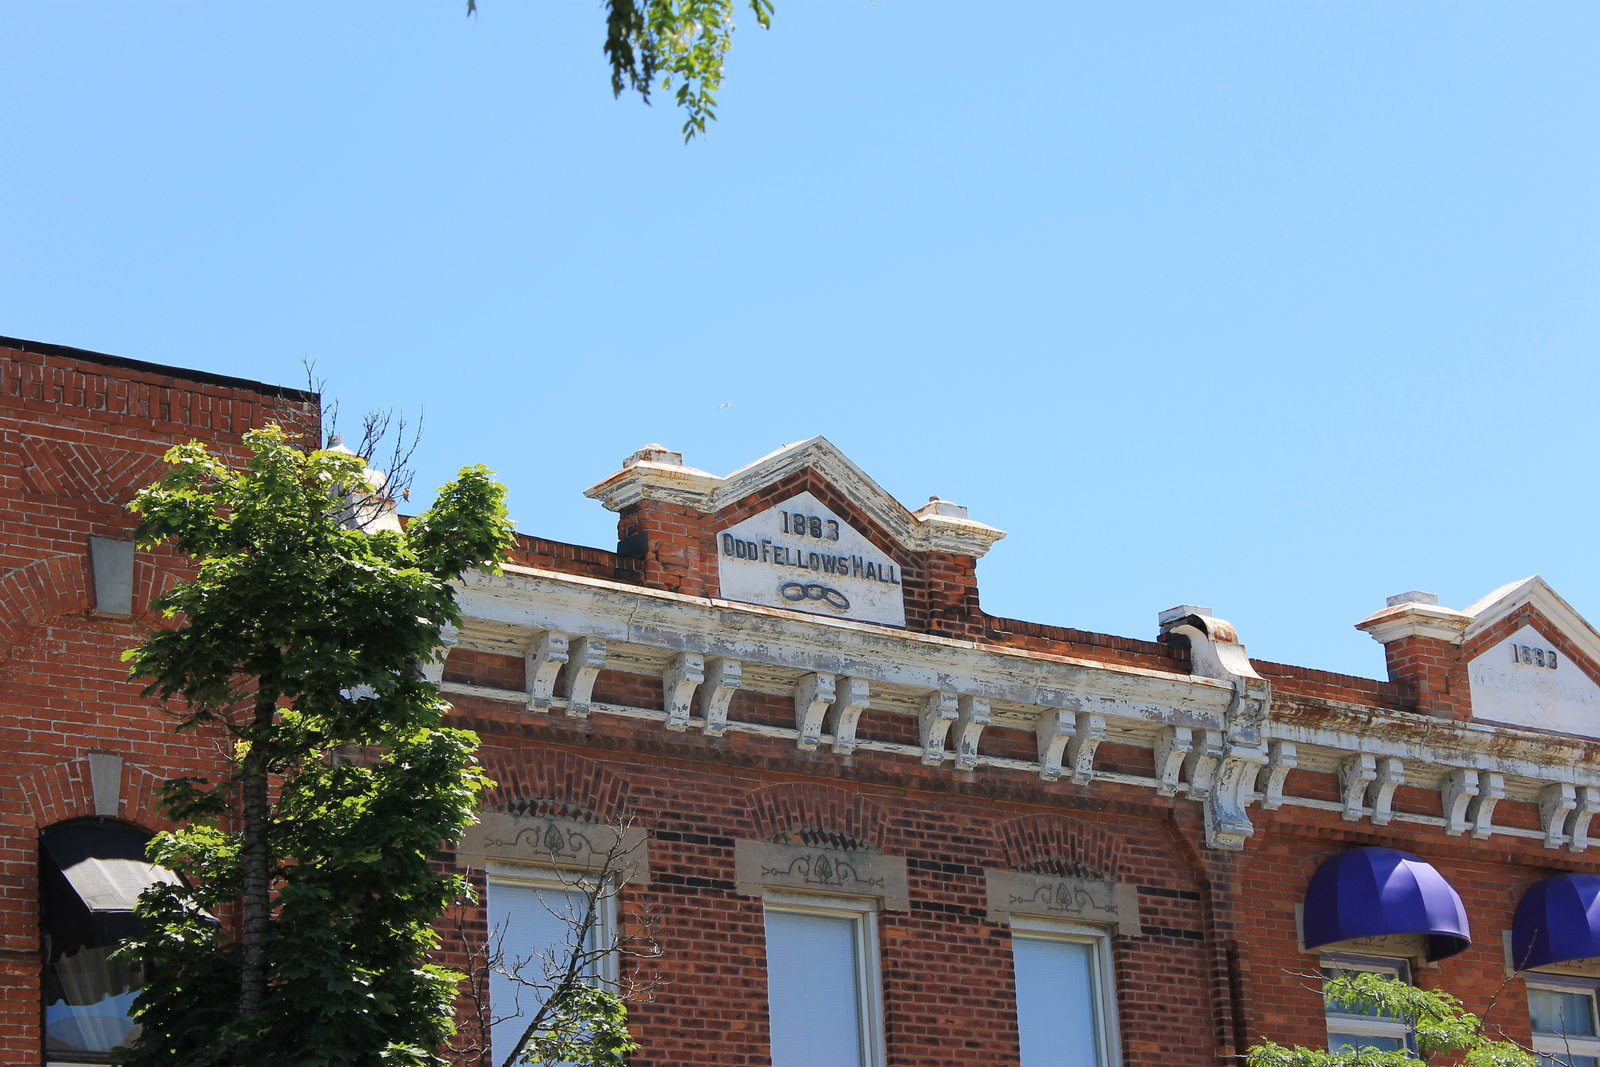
[237,679,277,1026]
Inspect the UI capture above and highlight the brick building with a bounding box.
[8,335,1600,1066]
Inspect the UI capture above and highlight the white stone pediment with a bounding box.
[584,436,1005,559]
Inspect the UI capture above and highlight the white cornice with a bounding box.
[457,564,1230,726]
[583,437,1006,559]
[1354,601,1474,645]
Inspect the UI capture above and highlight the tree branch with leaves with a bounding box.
[118,424,514,1067]
[1247,972,1537,1067]
[468,0,773,141]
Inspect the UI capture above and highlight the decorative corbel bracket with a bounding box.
[662,652,705,732]
[1441,768,1479,836]
[1204,743,1269,851]
[697,657,741,737]
[1154,726,1192,797]
[1570,786,1600,853]
[952,695,989,771]
[1370,757,1404,826]
[560,636,607,718]
[1261,740,1296,810]
[1470,771,1505,840]
[1036,709,1074,782]
[1067,713,1107,786]
[826,677,872,755]
[1339,754,1377,822]
[918,692,958,767]
[419,621,459,684]
[794,672,836,751]
[525,630,569,712]
[1183,730,1226,800]
[1540,783,1577,850]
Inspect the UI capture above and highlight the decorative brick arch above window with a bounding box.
[997,812,1126,883]
[476,748,630,825]
[14,754,174,833]
[0,554,89,664]
[747,782,889,853]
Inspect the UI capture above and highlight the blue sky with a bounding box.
[3,2,1596,679]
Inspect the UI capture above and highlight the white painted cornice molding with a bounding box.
[1354,598,1474,645]
[457,564,1236,726]
[447,565,1600,852]
[583,437,1006,559]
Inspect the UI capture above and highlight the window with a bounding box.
[485,867,617,1067]
[1529,979,1600,1067]
[1322,956,1414,1055]
[1010,918,1119,1067]
[763,892,885,1067]
[41,821,175,1067]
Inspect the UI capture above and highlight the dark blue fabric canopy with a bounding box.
[1302,847,1471,961]
[1513,873,1600,971]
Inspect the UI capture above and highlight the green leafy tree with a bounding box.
[1247,972,1537,1067]
[118,424,515,1067]
[468,0,774,141]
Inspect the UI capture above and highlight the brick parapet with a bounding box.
[1381,634,1470,719]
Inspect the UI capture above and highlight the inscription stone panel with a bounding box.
[1469,624,1600,737]
[716,491,906,626]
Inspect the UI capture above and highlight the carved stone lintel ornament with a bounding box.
[1154,726,1192,797]
[1204,742,1268,851]
[984,869,1141,935]
[1339,754,1378,822]
[1470,771,1505,840]
[953,695,990,771]
[1540,783,1578,850]
[1570,786,1600,853]
[826,677,872,755]
[662,651,705,732]
[1261,739,1296,810]
[697,657,741,737]
[734,839,909,911]
[1370,757,1404,827]
[1184,730,1226,801]
[458,812,651,885]
[1036,709,1074,782]
[1441,768,1479,836]
[560,637,607,719]
[525,630,569,712]
[794,672,836,751]
[918,691,958,767]
[1067,712,1106,786]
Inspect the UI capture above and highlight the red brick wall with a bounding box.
[445,688,1224,1066]
[0,339,317,1063]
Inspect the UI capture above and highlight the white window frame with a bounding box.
[762,889,886,1067]
[1009,916,1121,1067]
[1528,974,1600,1067]
[1321,953,1415,1054]
[485,862,620,1067]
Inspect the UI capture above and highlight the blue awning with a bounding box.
[1513,873,1600,971]
[1302,846,1471,961]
